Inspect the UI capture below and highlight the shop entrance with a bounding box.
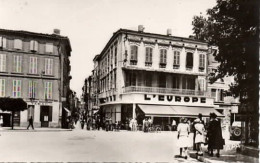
[40,106,52,127]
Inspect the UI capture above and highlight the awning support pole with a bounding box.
[133,103,136,119]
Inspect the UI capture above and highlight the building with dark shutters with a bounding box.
[0,28,72,128]
[84,26,238,129]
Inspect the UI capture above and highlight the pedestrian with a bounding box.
[194,119,206,156]
[129,118,133,131]
[176,117,190,159]
[172,119,177,131]
[143,118,149,132]
[148,117,153,127]
[96,118,100,130]
[105,117,109,131]
[80,118,85,129]
[133,118,137,131]
[207,112,224,157]
[192,113,204,150]
[27,116,34,130]
[0,115,3,127]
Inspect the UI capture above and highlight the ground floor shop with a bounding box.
[100,103,225,130]
[0,101,62,128]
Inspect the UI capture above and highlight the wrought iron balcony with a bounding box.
[122,86,208,96]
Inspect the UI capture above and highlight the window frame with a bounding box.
[0,79,5,97]
[0,54,6,72]
[13,80,22,98]
[145,47,153,66]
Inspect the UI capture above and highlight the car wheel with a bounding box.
[233,127,241,137]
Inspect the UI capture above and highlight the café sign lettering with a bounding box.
[144,94,206,103]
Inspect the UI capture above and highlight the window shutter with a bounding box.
[14,39,22,50]
[0,37,7,49]
[45,43,53,54]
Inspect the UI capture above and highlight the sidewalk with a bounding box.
[0,127,72,132]
[189,142,259,163]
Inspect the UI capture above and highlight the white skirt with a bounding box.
[195,134,205,143]
[176,135,191,148]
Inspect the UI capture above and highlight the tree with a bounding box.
[0,97,27,129]
[192,0,259,146]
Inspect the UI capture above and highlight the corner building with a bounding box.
[0,29,72,128]
[96,28,223,128]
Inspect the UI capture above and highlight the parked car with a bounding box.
[230,121,242,140]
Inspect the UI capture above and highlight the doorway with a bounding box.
[40,106,52,127]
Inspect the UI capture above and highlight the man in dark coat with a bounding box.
[207,113,224,157]
[27,116,34,130]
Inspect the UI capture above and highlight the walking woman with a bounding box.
[207,113,224,157]
[176,117,190,159]
[194,119,206,156]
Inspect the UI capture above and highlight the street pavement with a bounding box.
[0,127,258,162]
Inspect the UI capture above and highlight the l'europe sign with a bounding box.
[144,94,206,103]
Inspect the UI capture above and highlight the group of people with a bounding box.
[176,113,224,159]
[129,118,138,131]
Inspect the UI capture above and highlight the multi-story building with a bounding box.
[90,26,226,128]
[0,28,72,128]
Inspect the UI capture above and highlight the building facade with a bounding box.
[0,29,72,128]
[83,27,240,130]
[85,27,227,128]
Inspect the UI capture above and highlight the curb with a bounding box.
[0,128,72,132]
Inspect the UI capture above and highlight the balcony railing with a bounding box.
[123,86,208,96]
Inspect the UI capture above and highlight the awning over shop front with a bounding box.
[138,105,175,117]
[171,106,224,117]
[138,105,224,117]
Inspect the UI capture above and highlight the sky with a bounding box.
[0,0,216,97]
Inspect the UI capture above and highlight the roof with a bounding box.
[0,28,72,52]
[97,28,209,60]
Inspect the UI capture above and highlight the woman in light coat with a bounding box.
[176,117,190,159]
[194,119,206,156]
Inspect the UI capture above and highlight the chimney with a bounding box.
[167,29,172,36]
[53,29,60,35]
[138,25,144,32]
